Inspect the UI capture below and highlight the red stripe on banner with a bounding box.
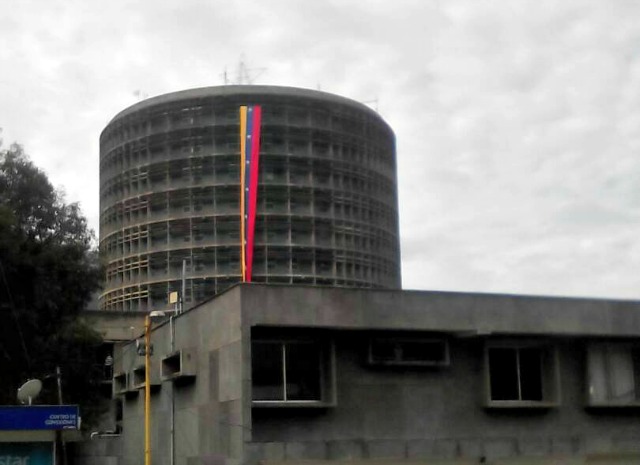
[245,106,262,281]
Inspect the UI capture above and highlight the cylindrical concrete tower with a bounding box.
[99,86,401,311]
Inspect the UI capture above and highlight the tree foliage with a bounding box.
[0,141,103,425]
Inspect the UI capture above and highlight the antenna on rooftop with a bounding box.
[361,97,379,112]
[222,56,267,85]
[133,90,148,101]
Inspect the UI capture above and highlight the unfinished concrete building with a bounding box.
[99,86,401,311]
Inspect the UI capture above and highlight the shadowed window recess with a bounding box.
[252,341,322,401]
[485,342,559,407]
[251,338,336,406]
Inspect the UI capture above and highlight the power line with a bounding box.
[0,259,31,370]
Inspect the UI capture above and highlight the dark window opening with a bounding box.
[489,347,544,402]
[252,341,322,402]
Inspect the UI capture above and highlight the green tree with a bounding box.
[0,141,104,426]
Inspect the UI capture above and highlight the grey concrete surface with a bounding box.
[76,284,640,465]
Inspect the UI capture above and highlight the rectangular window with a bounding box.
[131,364,161,390]
[485,342,558,407]
[587,343,640,406]
[368,338,449,367]
[252,340,334,406]
[488,347,542,401]
[161,348,197,383]
[113,372,129,396]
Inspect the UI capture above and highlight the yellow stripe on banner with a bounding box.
[239,106,247,282]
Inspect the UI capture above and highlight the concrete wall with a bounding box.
[73,437,123,465]
[77,284,640,465]
[239,285,640,464]
[108,288,246,465]
[247,332,640,463]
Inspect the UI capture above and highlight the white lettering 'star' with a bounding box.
[0,455,31,465]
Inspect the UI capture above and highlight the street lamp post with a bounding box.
[144,315,151,465]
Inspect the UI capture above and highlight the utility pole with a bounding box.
[56,367,68,465]
[144,316,151,465]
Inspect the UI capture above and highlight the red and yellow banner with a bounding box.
[240,105,262,282]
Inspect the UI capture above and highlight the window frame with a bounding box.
[585,341,640,408]
[484,340,560,408]
[251,338,336,408]
[367,337,450,367]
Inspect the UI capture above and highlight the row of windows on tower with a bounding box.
[101,176,396,220]
[105,259,396,289]
[101,217,399,260]
[102,176,395,218]
[105,242,398,277]
[101,149,394,199]
[103,247,399,287]
[101,196,397,238]
[101,134,394,176]
[101,274,388,312]
[102,190,395,222]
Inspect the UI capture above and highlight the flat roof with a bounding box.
[104,85,387,130]
[233,284,640,338]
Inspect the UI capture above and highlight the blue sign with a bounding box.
[0,443,53,465]
[0,406,79,430]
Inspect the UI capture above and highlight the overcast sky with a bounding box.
[1,0,639,299]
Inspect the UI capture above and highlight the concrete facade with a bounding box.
[99,86,401,312]
[77,285,640,464]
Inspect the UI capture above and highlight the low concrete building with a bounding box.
[80,310,148,401]
[77,284,640,464]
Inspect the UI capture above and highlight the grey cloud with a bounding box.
[1,0,640,299]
